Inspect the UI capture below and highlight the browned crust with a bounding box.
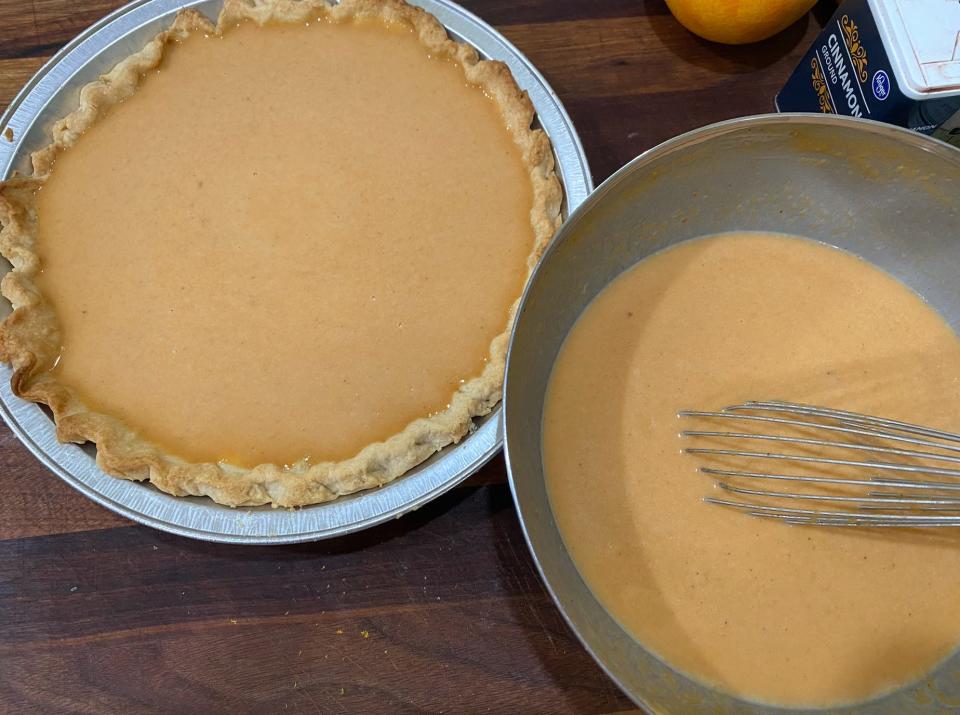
[0,0,562,507]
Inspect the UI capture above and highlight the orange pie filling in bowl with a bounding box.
[544,232,960,707]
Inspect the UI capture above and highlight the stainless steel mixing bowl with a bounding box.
[503,114,960,714]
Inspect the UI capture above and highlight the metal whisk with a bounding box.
[678,400,960,527]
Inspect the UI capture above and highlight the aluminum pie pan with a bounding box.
[0,0,593,544]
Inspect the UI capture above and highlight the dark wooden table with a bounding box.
[0,2,829,712]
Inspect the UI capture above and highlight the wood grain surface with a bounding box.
[0,2,829,712]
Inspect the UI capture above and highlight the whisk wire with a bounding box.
[679,409,960,452]
[680,401,960,527]
[679,428,960,463]
[699,467,960,492]
[705,498,960,526]
[685,447,960,478]
[728,401,960,444]
[715,482,960,507]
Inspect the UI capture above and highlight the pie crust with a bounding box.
[0,0,561,507]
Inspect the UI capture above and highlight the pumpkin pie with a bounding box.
[0,0,561,507]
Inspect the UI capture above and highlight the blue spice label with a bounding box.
[776,0,960,142]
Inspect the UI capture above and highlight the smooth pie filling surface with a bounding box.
[32,18,533,468]
[544,232,960,706]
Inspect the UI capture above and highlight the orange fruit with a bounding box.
[665,0,817,45]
